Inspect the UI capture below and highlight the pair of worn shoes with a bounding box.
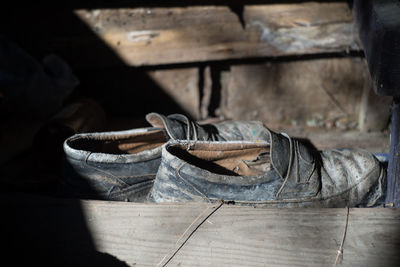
[59,113,386,207]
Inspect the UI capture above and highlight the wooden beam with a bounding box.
[353,0,400,208]
[353,0,400,96]
[386,99,400,207]
[358,72,392,132]
[3,194,400,266]
[44,2,359,67]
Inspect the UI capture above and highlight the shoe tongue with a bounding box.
[267,129,315,180]
[145,112,195,140]
[267,130,291,179]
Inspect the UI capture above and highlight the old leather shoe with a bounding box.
[149,128,385,207]
[59,113,270,201]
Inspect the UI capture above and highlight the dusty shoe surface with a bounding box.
[149,128,386,207]
[60,113,270,201]
[60,127,166,202]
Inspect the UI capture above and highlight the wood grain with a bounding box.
[3,194,400,266]
[147,68,201,119]
[221,58,368,129]
[66,2,359,66]
[358,72,392,132]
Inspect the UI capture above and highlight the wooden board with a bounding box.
[147,68,201,119]
[358,73,392,132]
[3,194,400,266]
[220,58,370,129]
[54,2,360,67]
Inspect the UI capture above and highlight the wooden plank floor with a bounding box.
[3,194,400,266]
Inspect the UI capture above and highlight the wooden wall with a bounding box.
[0,1,392,142]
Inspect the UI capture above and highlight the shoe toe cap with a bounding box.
[320,148,383,206]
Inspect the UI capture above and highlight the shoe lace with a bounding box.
[274,133,316,199]
[274,133,299,199]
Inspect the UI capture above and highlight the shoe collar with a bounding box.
[162,126,316,184]
[64,129,163,163]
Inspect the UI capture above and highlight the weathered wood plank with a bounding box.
[147,68,200,119]
[221,58,368,129]
[64,2,359,66]
[358,72,392,132]
[3,194,400,266]
[219,57,390,134]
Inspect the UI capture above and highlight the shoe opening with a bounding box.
[68,129,167,154]
[168,143,271,176]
